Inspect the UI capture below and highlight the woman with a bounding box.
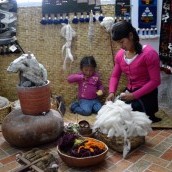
[106,21,161,123]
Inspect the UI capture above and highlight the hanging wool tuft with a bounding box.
[40,15,47,25]
[85,12,90,23]
[53,14,59,25]
[62,14,69,24]
[79,13,85,23]
[72,13,79,24]
[61,23,76,70]
[100,17,114,32]
[88,10,94,51]
[47,15,53,24]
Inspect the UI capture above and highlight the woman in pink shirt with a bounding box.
[106,21,161,123]
[67,56,104,116]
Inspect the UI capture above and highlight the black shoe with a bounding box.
[150,116,162,123]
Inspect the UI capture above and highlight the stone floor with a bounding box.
[0,111,172,172]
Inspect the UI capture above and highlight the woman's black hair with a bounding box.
[111,21,142,54]
[80,56,97,70]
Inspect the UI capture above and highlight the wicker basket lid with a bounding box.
[0,96,9,109]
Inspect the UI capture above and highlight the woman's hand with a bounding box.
[106,93,115,102]
[120,92,134,101]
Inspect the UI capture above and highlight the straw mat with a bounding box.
[151,109,172,129]
[63,108,172,129]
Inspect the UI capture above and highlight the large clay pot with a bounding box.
[17,80,51,115]
[2,109,64,148]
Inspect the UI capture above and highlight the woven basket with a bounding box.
[0,103,11,124]
[94,132,145,153]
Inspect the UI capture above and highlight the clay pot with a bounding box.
[17,80,51,116]
[2,109,64,148]
[57,138,108,167]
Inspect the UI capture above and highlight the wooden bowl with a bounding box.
[57,138,108,167]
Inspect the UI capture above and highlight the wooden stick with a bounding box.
[15,154,44,172]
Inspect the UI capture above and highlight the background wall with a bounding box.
[0,5,126,105]
[0,1,163,106]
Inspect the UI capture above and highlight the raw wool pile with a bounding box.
[93,100,152,137]
[7,53,47,87]
[93,100,152,158]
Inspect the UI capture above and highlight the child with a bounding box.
[67,56,104,116]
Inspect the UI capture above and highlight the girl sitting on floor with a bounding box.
[67,56,104,116]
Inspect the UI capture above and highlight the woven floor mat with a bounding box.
[152,109,172,129]
[64,108,172,129]
[63,110,96,125]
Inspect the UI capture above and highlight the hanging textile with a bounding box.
[0,0,22,55]
[40,0,104,25]
[158,0,172,114]
[42,0,101,14]
[138,0,157,28]
[159,0,172,71]
[115,0,131,22]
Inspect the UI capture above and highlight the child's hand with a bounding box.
[96,90,103,96]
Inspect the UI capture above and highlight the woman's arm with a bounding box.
[109,57,122,94]
[133,49,161,99]
[106,54,122,101]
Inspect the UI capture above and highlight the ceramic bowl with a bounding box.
[57,138,108,167]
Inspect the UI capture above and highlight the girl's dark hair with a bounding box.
[80,56,97,69]
[111,21,142,54]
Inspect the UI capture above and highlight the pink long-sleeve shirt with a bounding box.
[109,45,161,99]
[67,72,104,99]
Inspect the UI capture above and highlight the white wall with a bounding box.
[17,0,42,7]
[131,0,163,53]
